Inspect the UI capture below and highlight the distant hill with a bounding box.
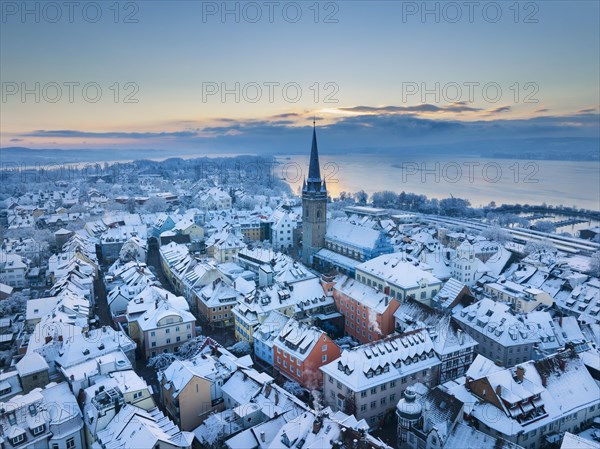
[1,136,598,164]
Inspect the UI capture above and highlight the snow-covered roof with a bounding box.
[161,354,235,399]
[16,352,49,377]
[326,220,385,250]
[272,318,325,362]
[448,351,600,437]
[321,330,440,391]
[356,253,442,289]
[135,298,196,332]
[95,404,194,449]
[334,275,395,314]
[453,298,550,347]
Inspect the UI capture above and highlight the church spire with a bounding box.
[307,119,321,182]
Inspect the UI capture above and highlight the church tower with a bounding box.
[302,122,327,266]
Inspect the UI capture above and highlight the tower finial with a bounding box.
[313,114,316,128]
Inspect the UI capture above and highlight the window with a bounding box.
[360,404,367,411]
[166,338,171,344]
[322,355,327,362]
[151,342,156,347]
[322,344,327,352]
[370,387,377,394]
[361,391,367,398]
[32,424,45,435]
[66,438,76,449]
[165,328,170,334]
[390,380,396,388]
[11,433,25,445]
[370,401,376,409]
[150,331,156,336]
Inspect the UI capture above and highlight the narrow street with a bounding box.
[146,238,171,287]
[93,276,115,330]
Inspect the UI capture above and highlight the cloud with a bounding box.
[11,106,598,156]
[338,103,482,114]
[272,112,300,119]
[576,108,597,114]
[535,108,550,113]
[10,138,23,142]
[486,106,512,114]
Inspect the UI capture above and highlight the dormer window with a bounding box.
[32,424,45,436]
[11,430,26,445]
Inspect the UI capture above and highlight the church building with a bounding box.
[302,122,327,265]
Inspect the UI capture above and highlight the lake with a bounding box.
[275,154,600,211]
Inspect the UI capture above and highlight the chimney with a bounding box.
[58,335,63,342]
[275,390,279,405]
[559,358,566,371]
[260,431,265,442]
[312,418,322,434]
[516,366,525,383]
[495,385,502,397]
[541,374,548,387]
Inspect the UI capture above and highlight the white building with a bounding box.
[0,382,84,449]
[127,292,197,359]
[0,251,28,288]
[321,330,441,428]
[270,209,297,250]
[355,253,443,303]
[445,351,600,449]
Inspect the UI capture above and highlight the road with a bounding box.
[94,273,115,329]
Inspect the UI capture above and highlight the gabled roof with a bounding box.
[95,404,194,449]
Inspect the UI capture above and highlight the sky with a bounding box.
[1,0,599,153]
